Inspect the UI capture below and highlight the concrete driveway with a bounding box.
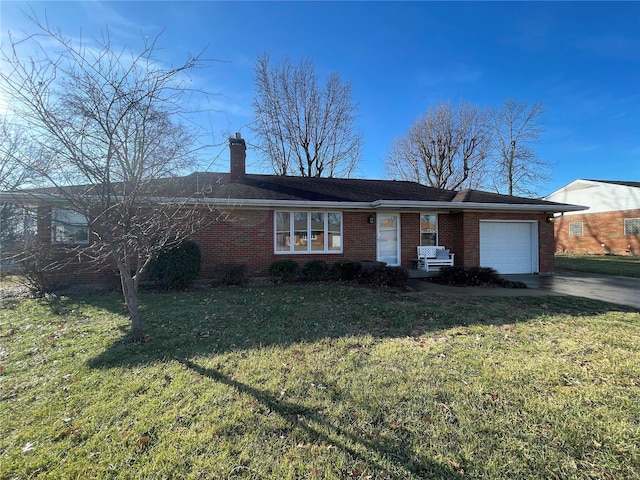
[507,270,640,310]
[410,270,640,311]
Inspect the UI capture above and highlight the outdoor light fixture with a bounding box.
[547,215,555,223]
[368,214,375,224]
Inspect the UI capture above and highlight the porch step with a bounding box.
[407,269,440,279]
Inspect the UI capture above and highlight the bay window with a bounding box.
[275,211,342,253]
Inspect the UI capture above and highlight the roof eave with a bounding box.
[371,200,588,213]
[1,192,588,213]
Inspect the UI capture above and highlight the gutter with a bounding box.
[0,191,587,214]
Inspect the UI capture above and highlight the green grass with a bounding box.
[2,284,639,479]
[555,254,640,278]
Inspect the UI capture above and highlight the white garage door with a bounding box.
[479,221,538,274]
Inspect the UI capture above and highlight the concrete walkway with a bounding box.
[409,270,640,311]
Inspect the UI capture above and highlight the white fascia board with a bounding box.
[175,198,374,210]
[0,192,70,206]
[1,192,588,213]
[370,200,588,213]
[199,198,587,213]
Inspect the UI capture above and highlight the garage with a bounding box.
[479,221,538,274]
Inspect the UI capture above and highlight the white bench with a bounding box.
[417,246,455,272]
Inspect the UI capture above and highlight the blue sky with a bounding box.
[1,1,639,196]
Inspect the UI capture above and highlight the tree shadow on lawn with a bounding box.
[178,358,463,479]
[84,283,635,371]
[78,284,635,479]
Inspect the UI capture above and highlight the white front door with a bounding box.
[377,213,400,266]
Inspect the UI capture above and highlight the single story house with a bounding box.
[1,135,585,284]
[544,179,640,255]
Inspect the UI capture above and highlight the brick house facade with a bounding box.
[1,135,583,285]
[545,180,640,256]
[554,209,640,255]
[188,209,556,277]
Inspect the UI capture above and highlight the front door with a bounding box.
[377,213,400,266]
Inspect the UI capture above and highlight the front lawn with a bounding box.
[555,254,640,278]
[1,284,639,479]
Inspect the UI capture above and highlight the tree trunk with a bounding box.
[118,263,144,342]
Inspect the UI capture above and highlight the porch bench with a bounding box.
[417,246,455,272]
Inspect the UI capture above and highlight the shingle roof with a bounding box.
[172,172,573,209]
[179,172,457,202]
[2,171,582,212]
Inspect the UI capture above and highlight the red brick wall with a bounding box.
[35,207,558,284]
[31,206,115,286]
[450,212,554,273]
[401,212,456,267]
[192,209,380,276]
[400,213,419,268]
[554,209,640,255]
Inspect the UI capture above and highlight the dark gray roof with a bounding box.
[174,172,570,208]
[3,171,580,211]
[180,172,457,202]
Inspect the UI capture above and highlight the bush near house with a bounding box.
[269,259,300,283]
[302,260,330,281]
[147,241,201,290]
[330,260,362,281]
[16,241,60,295]
[436,266,527,288]
[356,264,409,288]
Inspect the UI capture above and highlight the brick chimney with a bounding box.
[229,132,246,182]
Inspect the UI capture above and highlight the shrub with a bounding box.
[381,266,410,287]
[17,242,59,296]
[437,266,526,288]
[269,259,299,283]
[302,260,329,281]
[330,260,362,281]
[356,265,409,288]
[215,263,249,286]
[148,241,201,291]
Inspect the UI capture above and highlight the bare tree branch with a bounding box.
[385,101,489,190]
[488,99,552,196]
[1,17,217,341]
[252,53,361,177]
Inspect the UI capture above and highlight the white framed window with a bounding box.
[569,221,583,237]
[275,211,342,254]
[624,218,640,235]
[420,213,438,246]
[52,208,89,244]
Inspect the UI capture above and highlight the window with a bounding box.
[569,221,583,237]
[275,211,342,253]
[420,214,438,246]
[52,208,89,244]
[624,218,640,235]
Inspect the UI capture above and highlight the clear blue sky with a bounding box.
[2,1,639,196]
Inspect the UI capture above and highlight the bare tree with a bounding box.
[488,99,551,196]
[253,53,361,177]
[385,101,489,190]
[1,16,215,341]
[0,117,38,249]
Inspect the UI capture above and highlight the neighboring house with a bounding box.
[545,179,640,256]
[1,135,584,284]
